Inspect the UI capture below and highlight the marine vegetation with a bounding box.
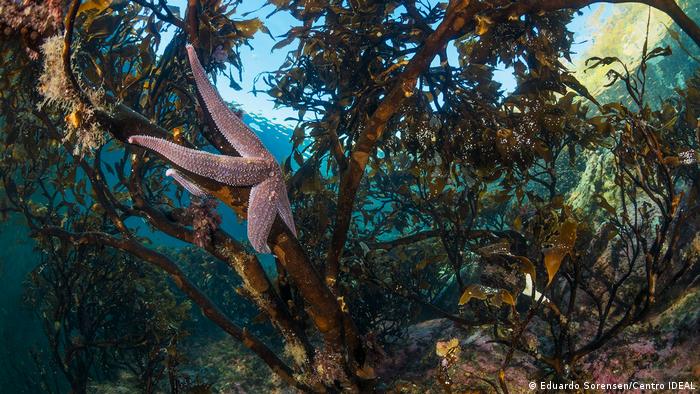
[0,0,699,393]
[24,244,191,393]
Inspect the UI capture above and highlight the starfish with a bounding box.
[165,168,208,198]
[128,44,296,254]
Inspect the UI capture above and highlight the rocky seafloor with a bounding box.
[99,281,697,393]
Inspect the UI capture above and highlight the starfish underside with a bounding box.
[128,44,296,253]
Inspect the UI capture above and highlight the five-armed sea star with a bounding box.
[128,44,296,254]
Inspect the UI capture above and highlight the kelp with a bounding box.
[0,0,699,392]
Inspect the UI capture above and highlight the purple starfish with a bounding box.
[128,44,296,254]
[165,168,208,198]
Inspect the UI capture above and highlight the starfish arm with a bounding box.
[185,44,270,159]
[129,135,276,187]
[165,168,209,197]
[275,180,297,236]
[247,177,281,253]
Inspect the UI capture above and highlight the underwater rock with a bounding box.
[375,318,537,393]
[376,284,700,393]
[567,150,619,219]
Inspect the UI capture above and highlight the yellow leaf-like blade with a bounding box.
[77,0,111,15]
[459,284,487,305]
[543,246,565,285]
[356,364,376,380]
[172,126,183,143]
[498,370,506,387]
[475,15,493,36]
[436,338,460,358]
[65,111,82,129]
[559,219,578,249]
[236,18,263,38]
[543,219,578,285]
[513,215,522,231]
[499,289,516,307]
[514,255,536,286]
